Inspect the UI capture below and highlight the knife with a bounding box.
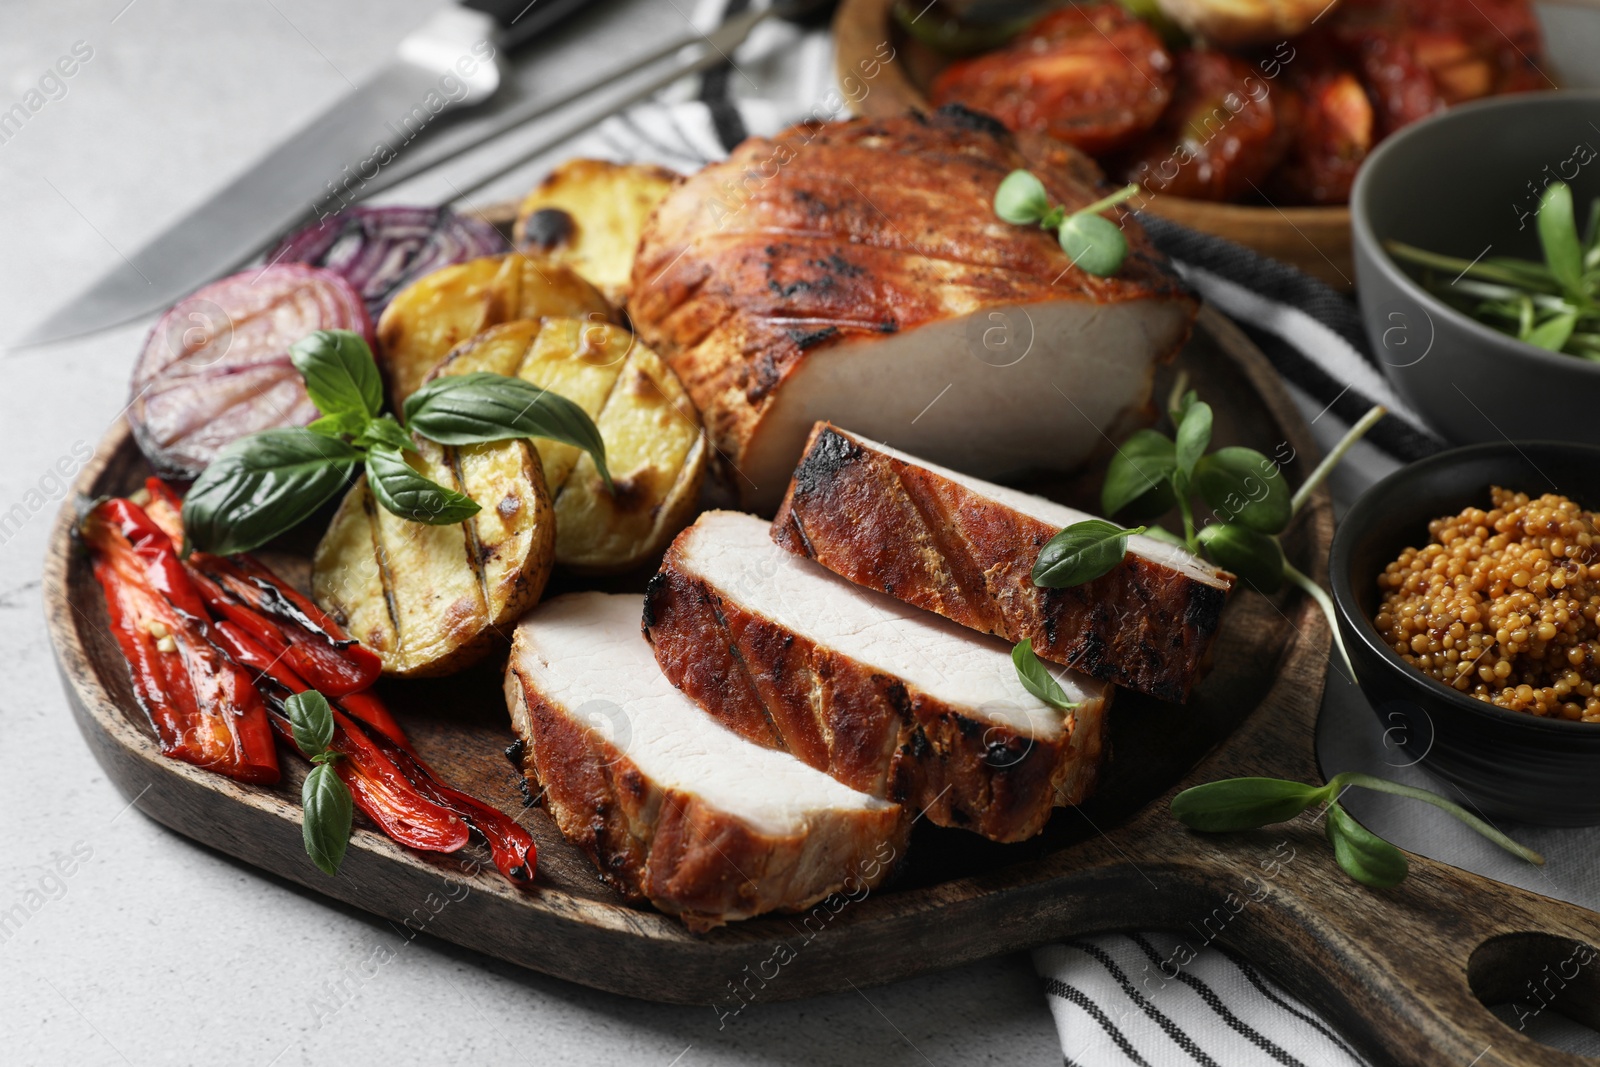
[13,0,598,348]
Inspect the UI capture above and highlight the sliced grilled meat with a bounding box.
[772,424,1233,703]
[506,592,903,931]
[644,512,1111,843]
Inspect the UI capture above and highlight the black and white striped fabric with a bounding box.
[1036,936,1367,1067]
[555,1,1422,1061]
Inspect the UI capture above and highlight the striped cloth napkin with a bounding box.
[534,1,1557,1063]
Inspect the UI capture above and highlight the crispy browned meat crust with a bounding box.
[771,424,1232,703]
[504,651,906,932]
[642,536,1110,844]
[628,107,1195,501]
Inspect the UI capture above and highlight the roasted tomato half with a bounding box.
[1331,0,1549,135]
[1117,49,1290,203]
[929,3,1175,156]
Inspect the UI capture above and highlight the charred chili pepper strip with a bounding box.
[353,719,536,884]
[144,478,384,698]
[208,620,469,853]
[82,501,279,784]
[333,689,411,753]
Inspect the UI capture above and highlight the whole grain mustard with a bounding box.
[1374,487,1600,722]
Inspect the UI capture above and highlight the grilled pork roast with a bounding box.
[506,592,904,931]
[628,107,1198,512]
[773,424,1233,702]
[644,512,1111,843]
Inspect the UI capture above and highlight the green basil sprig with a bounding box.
[181,330,609,556]
[1171,771,1543,889]
[404,373,613,493]
[283,690,353,877]
[993,170,1141,278]
[1011,638,1080,710]
[181,430,365,557]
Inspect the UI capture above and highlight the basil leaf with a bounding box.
[403,373,611,490]
[307,410,369,440]
[1059,211,1128,277]
[1171,777,1328,832]
[1194,447,1291,535]
[994,169,1051,225]
[1197,522,1285,592]
[357,414,416,454]
[290,330,383,422]
[1538,182,1584,299]
[1011,638,1078,710]
[1326,802,1409,888]
[182,429,363,556]
[302,762,354,877]
[1526,310,1578,353]
[1032,519,1144,588]
[1174,400,1213,479]
[1101,429,1178,518]
[366,447,480,525]
[284,689,335,758]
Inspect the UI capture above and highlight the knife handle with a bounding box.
[460,0,601,51]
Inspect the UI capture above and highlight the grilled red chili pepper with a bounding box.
[356,722,536,884]
[144,478,384,698]
[208,620,468,853]
[82,500,279,784]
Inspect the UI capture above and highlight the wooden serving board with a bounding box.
[832,0,1356,288]
[46,308,1600,1065]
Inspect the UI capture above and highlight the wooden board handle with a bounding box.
[1170,824,1600,1066]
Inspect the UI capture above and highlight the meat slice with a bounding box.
[506,592,903,931]
[771,424,1233,704]
[644,512,1112,843]
[628,108,1198,513]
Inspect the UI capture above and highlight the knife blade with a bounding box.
[13,1,590,348]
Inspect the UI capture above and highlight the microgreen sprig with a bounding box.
[181,330,610,556]
[1171,771,1543,888]
[283,690,353,876]
[994,170,1142,277]
[1023,381,1385,682]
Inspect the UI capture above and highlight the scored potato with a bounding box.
[429,317,706,573]
[311,435,555,677]
[376,252,612,407]
[512,159,682,306]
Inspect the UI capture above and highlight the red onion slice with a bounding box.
[268,206,507,318]
[129,264,372,478]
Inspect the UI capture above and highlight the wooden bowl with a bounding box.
[834,0,1354,288]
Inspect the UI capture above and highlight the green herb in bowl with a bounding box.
[1385,181,1600,362]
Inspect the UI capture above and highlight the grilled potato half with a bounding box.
[376,253,612,407]
[429,317,706,572]
[513,159,682,306]
[311,435,555,677]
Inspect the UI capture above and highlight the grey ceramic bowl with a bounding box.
[1351,90,1600,446]
[1329,441,1600,826]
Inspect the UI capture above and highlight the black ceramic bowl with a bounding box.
[1350,90,1600,446]
[1329,441,1600,827]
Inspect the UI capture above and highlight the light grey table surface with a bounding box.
[2,3,1595,1065]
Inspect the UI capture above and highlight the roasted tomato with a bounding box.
[929,3,1175,156]
[1331,0,1548,136]
[1270,63,1376,206]
[1117,49,1289,203]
